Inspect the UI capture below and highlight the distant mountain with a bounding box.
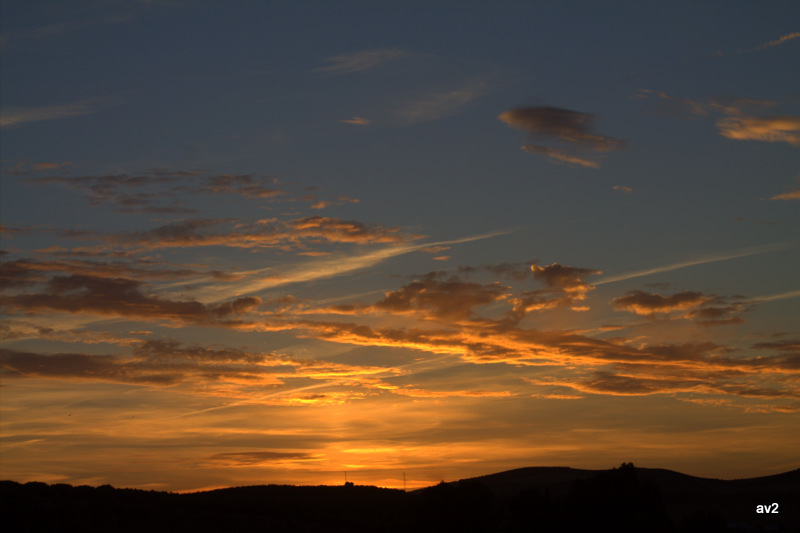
[2,464,797,532]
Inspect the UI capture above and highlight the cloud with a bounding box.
[636,90,776,118]
[521,145,599,167]
[395,80,485,124]
[305,261,605,325]
[0,338,401,400]
[748,289,800,303]
[0,348,179,384]
[752,339,800,356]
[315,48,406,74]
[0,14,131,45]
[499,106,625,151]
[340,117,370,125]
[595,242,792,285]
[717,115,800,146]
[530,263,601,299]
[0,258,216,287]
[371,272,508,321]
[613,185,633,193]
[499,105,624,167]
[21,172,285,213]
[754,31,800,50]
[612,289,747,325]
[204,174,284,198]
[393,387,512,398]
[53,216,417,253]
[307,197,359,211]
[1,99,106,128]
[771,188,800,201]
[637,90,800,147]
[0,340,286,387]
[612,290,711,315]
[136,230,510,302]
[203,451,317,466]
[535,367,800,400]
[294,309,800,403]
[0,273,262,324]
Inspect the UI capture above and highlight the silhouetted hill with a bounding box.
[462,464,799,532]
[2,464,797,532]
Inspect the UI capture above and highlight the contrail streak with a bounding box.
[595,242,794,285]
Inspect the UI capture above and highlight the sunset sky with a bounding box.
[1,1,799,492]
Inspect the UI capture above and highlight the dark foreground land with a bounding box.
[2,463,797,532]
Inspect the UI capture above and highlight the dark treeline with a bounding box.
[1,463,796,532]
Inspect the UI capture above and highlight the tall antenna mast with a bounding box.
[403,472,406,492]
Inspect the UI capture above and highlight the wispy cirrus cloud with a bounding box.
[1,99,107,128]
[94,216,418,251]
[21,172,284,213]
[178,229,511,302]
[0,14,132,45]
[521,145,599,168]
[748,289,800,303]
[202,451,319,467]
[340,116,370,126]
[754,31,800,51]
[394,79,486,124]
[595,242,793,285]
[315,48,406,74]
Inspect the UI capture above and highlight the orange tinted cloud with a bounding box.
[754,31,800,50]
[394,387,512,398]
[372,272,508,320]
[612,289,747,325]
[521,145,599,167]
[0,99,105,128]
[771,188,800,201]
[612,290,711,315]
[202,451,319,467]
[638,90,800,147]
[340,116,370,125]
[531,262,601,299]
[56,216,417,252]
[717,115,800,146]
